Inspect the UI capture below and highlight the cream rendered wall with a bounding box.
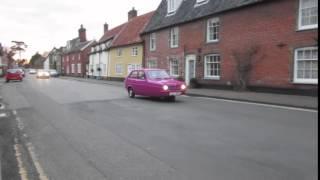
[109,44,143,78]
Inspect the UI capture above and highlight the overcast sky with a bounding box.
[0,0,161,60]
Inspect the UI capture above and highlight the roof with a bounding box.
[143,0,264,34]
[111,11,155,47]
[64,37,94,54]
[99,24,126,43]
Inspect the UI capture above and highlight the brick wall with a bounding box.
[143,0,318,92]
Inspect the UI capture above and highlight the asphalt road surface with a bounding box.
[1,76,318,180]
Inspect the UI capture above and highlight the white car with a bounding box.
[29,69,37,74]
[36,70,50,79]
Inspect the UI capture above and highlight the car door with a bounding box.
[135,70,147,96]
[127,70,138,91]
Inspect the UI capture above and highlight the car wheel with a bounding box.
[128,88,135,98]
[6,79,9,83]
[168,96,176,102]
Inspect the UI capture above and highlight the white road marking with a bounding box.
[14,139,29,180]
[25,142,49,180]
[189,96,318,113]
[0,113,7,118]
[13,110,49,180]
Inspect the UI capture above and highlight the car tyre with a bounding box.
[168,96,176,102]
[128,88,135,98]
[6,79,9,83]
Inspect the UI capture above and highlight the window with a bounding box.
[77,63,81,73]
[207,18,220,43]
[294,47,318,84]
[170,27,179,48]
[115,64,123,74]
[129,71,138,78]
[117,48,123,57]
[147,60,158,68]
[132,47,138,56]
[204,54,221,79]
[71,64,75,74]
[167,0,183,15]
[128,64,141,75]
[299,0,318,30]
[138,71,146,80]
[102,64,107,75]
[169,59,179,76]
[150,33,156,51]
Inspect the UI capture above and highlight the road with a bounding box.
[1,76,318,180]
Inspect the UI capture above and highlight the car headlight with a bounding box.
[162,85,169,91]
[181,84,187,90]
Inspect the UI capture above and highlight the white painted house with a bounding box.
[88,41,111,78]
[88,23,124,79]
[43,56,50,70]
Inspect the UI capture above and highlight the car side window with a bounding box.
[138,71,146,80]
[129,71,138,79]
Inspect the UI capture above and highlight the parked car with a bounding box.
[5,69,24,82]
[29,69,37,74]
[49,69,59,77]
[125,69,187,101]
[36,70,50,79]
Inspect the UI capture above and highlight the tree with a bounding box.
[232,44,264,91]
[29,52,42,67]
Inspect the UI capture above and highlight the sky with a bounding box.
[0,0,161,60]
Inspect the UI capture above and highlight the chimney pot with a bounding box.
[78,24,87,42]
[128,7,137,21]
[104,23,109,34]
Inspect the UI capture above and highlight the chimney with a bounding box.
[78,24,87,42]
[104,23,109,34]
[128,7,137,21]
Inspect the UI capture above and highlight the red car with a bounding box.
[6,69,24,82]
[125,69,187,101]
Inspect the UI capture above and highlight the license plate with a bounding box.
[169,92,182,96]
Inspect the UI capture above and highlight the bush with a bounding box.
[190,78,200,88]
[175,76,185,81]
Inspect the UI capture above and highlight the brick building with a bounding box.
[142,0,318,94]
[62,25,94,77]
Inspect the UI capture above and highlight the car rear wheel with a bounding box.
[128,88,135,98]
[6,79,9,83]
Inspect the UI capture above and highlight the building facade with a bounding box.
[89,9,153,80]
[62,25,94,77]
[142,0,318,94]
[108,10,154,80]
[46,47,63,73]
[88,24,124,79]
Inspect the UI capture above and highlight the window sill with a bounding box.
[297,25,318,32]
[194,1,209,8]
[206,40,219,44]
[204,77,221,80]
[293,80,318,85]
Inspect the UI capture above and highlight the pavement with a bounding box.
[61,76,318,110]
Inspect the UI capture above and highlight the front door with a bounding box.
[185,55,196,86]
